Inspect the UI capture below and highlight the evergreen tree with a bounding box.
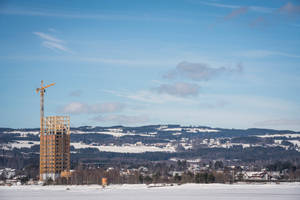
[207,174,215,183]
[138,174,143,183]
[21,176,29,185]
[173,173,181,182]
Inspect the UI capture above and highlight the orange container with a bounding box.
[102,178,107,186]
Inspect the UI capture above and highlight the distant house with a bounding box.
[243,171,270,180]
[127,168,138,173]
[0,168,16,179]
[188,164,200,174]
[134,142,143,146]
[170,171,183,176]
[138,166,148,172]
[106,167,114,171]
[11,175,26,184]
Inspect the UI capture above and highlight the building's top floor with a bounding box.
[42,116,70,135]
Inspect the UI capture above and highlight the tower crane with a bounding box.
[36,80,55,180]
[36,80,55,133]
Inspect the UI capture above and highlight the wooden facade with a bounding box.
[40,116,70,181]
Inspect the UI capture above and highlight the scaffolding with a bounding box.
[40,116,70,181]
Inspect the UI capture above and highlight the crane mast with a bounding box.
[36,80,55,132]
[36,80,55,180]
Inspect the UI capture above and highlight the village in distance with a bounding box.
[1,124,300,186]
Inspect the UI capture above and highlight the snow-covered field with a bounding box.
[3,131,39,137]
[257,133,300,138]
[288,140,300,146]
[71,142,175,153]
[0,140,40,150]
[0,140,175,153]
[0,183,299,200]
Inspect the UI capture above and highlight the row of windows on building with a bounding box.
[42,132,69,135]
[41,158,68,162]
[41,154,69,158]
[43,164,68,169]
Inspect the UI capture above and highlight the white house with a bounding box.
[243,171,270,180]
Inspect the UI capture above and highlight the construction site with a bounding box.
[36,81,70,181]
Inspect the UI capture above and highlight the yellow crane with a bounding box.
[36,80,55,179]
[36,80,55,133]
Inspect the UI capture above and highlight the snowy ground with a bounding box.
[0,140,40,150]
[0,141,175,153]
[257,133,300,138]
[71,142,175,153]
[0,183,299,200]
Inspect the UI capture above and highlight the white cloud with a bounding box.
[58,102,124,114]
[48,29,57,32]
[93,115,149,124]
[255,118,300,126]
[34,32,63,43]
[42,41,74,53]
[69,90,83,97]
[153,82,200,97]
[164,61,243,81]
[34,32,74,53]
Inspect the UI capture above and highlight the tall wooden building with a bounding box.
[40,116,70,181]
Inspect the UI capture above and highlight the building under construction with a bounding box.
[40,116,70,181]
[36,81,70,181]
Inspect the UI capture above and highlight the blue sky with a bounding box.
[0,0,300,131]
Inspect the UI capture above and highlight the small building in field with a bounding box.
[243,171,270,180]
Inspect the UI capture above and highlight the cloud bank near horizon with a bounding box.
[255,118,300,126]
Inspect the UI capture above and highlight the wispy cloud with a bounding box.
[199,101,229,109]
[210,6,250,27]
[153,82,201,97]
[34,32,74,53]
[34,32,63,43]
[103,89,197,105]
[275,2,300,19]
[0,5,191,24]
[202,2,278,28]
[126,91,166,104]
[48,28,57,32]
[0,5,136,20]
[231,50,300,58]
[224,6,250,20]
[58,102,124,114]
[69,90,83,97]
[250,16,268,28]
[205,2,300,28]
[164,61,243,81]
[42,41,73,53]
[200,2,274,13]
[200,2,238,9]
[93,114,149,124]
[255,118,300,126]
